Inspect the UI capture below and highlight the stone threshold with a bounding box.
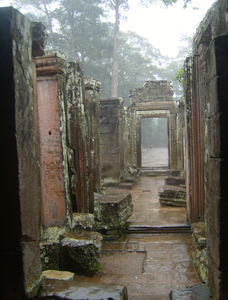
[125,223,192,234]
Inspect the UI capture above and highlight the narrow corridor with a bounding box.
[73,175,201,299]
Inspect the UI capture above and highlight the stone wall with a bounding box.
[184,0,228,298]
[0,7,45,298]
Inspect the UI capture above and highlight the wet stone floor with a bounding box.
[73,175,201,299]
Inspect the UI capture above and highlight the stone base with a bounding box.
[158,185,186,207]
[165,176,186,186]
[40,279,128,300]
[94,192,134,230]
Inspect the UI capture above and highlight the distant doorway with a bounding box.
[141,117,169,167]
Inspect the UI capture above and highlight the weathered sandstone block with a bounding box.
[158,186,186,207]
[94,193,134,230]
[60,231,103,274]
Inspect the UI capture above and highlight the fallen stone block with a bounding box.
[170,283,211,299]
[40,279,128,300]
[42,270,74,281]
[158,185,186,207]
[94,192,134,230]
[165,176,186,186]
[60,231,103,275]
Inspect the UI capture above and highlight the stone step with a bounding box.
[158,185,186,207]
[140,169,171,176]
[118,182,133,189]
[170,284,211,299]
[40,279,128,300]
[125,223,192,234]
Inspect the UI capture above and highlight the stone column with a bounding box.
[100,98,124,186]
[0,8,45,298]
[66,62,93,213]
[84,77,101,195]
[36,50,72,229]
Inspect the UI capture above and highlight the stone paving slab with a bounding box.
[73,234,201,299]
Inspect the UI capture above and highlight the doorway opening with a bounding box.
[141,117,169,167]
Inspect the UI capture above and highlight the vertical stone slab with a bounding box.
[84,77,101,197]
[205,35,228,299]
[184,56,193,222]
[100,98,124,185]
[66,63,93,213]
[36,51,71,229]
[0,7,43,298]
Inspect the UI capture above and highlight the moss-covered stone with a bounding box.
[60,231,103,275]
[94,192,134,230]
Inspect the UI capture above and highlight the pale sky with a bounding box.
[121,0,216,56]
[0,0,216,56]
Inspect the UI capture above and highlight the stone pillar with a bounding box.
[184,57,193,222]
[176,101,185,175]
[100,98,124,186]
[169,112,178,170]
[66,62,93,213]
[136,116,142,168]
[0,8,45,298]
[84,77,101,195]
[36,50,72,229]
[205,35,228,299]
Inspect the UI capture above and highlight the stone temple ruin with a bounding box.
[1,0,228,299]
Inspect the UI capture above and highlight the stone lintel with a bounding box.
[100,97,124,107]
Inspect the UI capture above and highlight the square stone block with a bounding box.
[94,192,134,230]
